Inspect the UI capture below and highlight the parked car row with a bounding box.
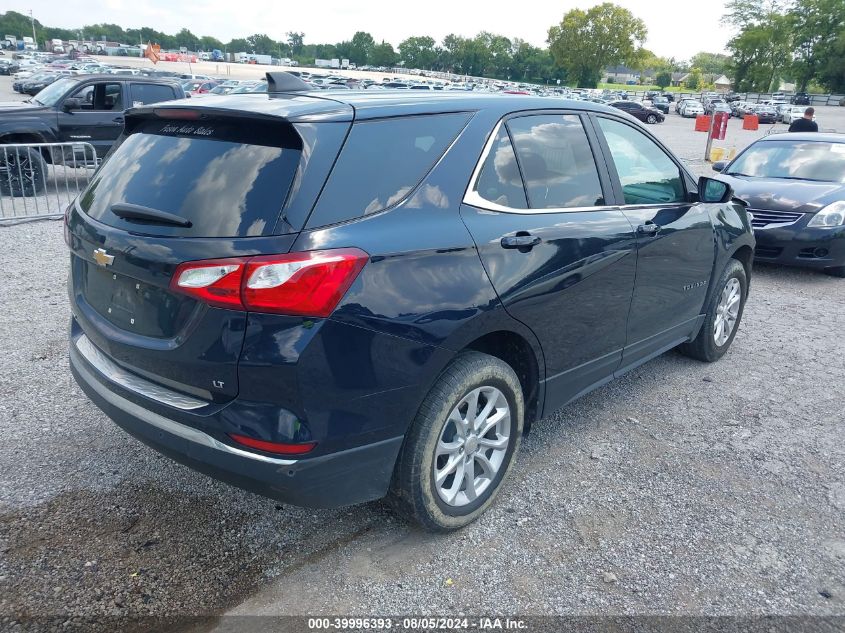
[674,98,704,117]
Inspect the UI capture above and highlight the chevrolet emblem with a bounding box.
[93,248,115,267]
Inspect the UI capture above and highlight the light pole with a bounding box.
[29,10,37,50]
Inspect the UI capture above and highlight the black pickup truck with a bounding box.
[0,74,184,195]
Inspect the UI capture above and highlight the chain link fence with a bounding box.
[0,142,99,225]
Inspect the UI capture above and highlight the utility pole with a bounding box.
[29,10,37,50]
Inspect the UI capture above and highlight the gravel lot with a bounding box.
[1,74,844,631]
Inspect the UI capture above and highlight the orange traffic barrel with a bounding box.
[695,115,711,132]
[743,115,759,130]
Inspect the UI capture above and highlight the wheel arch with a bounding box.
[462,329,542,432]
[730,244,753,287]
[0,130,55,163]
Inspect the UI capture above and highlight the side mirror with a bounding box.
[711,161,727,173]
[62,97,83,111]
[698,177,733,204]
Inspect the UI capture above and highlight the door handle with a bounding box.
[112,116,124,123]
[501,234,541,250]
[637,222,661,236]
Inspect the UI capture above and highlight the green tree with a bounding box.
[0,11,43,42]
[349,31,375,65]
[286,31,305,56]
[245,33,276,55]
[174,28,199,50]
[439,34,464,71]
[334,39,353,60]
[228,38,250,53]
[655,70,672,89]
[684,68,703,90]
[460,35,492,76]
[398,35,437,69]
[788,0,845,91]
[689,52,732,75]
[198,35,224,52]
[547,2,647,88]
[816,31,845,92]
[370,41,397,67]
[724,0,792,92]
[480,32,512,77]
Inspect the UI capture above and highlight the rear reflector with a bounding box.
[169,248,368,317]
[228,433,317,456]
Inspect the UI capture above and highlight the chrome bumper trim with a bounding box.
[76,335,207,411]
[72,340,298,466]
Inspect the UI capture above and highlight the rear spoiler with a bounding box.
[266,72,311,92]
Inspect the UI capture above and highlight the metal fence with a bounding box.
[0,142,99,224]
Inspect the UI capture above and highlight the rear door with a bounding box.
[461,112,637,413]
[591,115,715,369]
[67,112,322,403]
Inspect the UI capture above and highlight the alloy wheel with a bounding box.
[433,386,511,507]
[714,277,741,346]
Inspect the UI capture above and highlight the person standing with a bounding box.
[788,107,819,132]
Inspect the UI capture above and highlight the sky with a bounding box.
[15,0,733,61]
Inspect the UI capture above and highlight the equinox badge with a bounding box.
[93,248,115,267]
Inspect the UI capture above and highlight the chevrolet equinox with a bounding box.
[67,75,755,531]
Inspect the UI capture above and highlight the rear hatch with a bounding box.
[67,104,347,404]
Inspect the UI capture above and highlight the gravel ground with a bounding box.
[1,76,844,631]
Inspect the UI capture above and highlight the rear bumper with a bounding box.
[754,225,845,270]
[69,338,404,509]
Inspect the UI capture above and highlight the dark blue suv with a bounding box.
[67,83,754,531]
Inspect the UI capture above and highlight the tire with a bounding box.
[823,266,845,278]
[679,259,748,362]
[646,114,658,124]
[388,351,524,532]
[0,146,47,196]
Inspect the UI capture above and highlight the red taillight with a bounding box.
[228,433,317,456]
[170,257,246,309]
[243,249,368,317]
[169,248,368,317]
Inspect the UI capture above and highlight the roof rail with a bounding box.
[266,72,311,92]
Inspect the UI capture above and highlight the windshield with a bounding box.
[32,77,77,106]
[727,140,845,183]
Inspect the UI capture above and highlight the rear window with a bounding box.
[78,118,302,237]
[307,112,471,228]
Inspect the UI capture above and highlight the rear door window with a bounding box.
[307,112,472,228]
[78,117,302,237]
[506,114,605,209]
[473,125,527,209]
